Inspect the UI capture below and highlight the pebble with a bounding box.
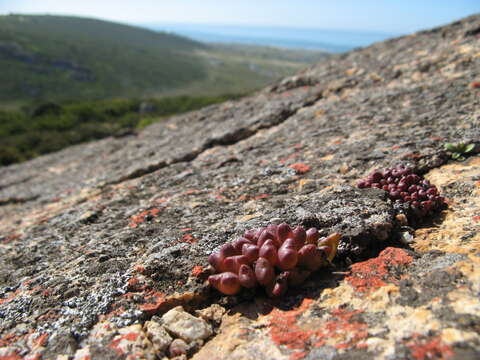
[144,320,173,355]
[162,306,213,342]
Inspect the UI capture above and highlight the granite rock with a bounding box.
[1,14,480,360]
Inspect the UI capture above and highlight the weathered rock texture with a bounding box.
[1,14,480,360]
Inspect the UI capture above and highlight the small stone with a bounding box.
[398,231,414,245]
[169,338,189,358]
[144,320,173,355]
[195,304,226,324]
[162,306,213,342]
[396,213,409,226]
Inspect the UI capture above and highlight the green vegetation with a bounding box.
[444,142,475,161]
[0,95,241,166]
[0,14,206,103]
[0,15,330,166]
[0,15,328,106]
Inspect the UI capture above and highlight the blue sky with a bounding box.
[0,0,479,33]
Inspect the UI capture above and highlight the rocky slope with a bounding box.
[1,14,480,360]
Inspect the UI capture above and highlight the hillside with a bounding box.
[0,15,329,105]
[0,15,208,102]
[0,14,479,360]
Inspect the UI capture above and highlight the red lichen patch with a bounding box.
[128,208,162,228]
[470,81,480,89]
[1,233,22,244]
[346,247,413,293]
[0,351,23,360]
[182,189,201,196]
[254,194,270,200]
[473,215,480,222]
[180,234,197,244]
[405,334,454,360]
[0,333,23,347]
[109,332,141,356]
[0,290,20,305]
[320,308,368,350]
[133,265,146,274]
[289,163,311,174]
[139,291,166,315]
[37,310,59,321]
[126,277,147,292]
[269,298,316,351]
[191,265,204,277]
[213,189,229,201]
[269,300,368,359]
[402,152,423,160]
[32,333,48,348]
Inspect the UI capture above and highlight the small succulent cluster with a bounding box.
[357,165,445,216]
[444,142,475,161]
[208,224,340,297]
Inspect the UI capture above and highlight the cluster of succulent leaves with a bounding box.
[444,142,475,161]
[208,224,340,298]
[357,165,445,217]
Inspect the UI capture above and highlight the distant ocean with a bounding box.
[143,23,399,53]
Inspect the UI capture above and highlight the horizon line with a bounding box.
[1,12,407,35]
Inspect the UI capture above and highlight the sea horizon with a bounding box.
[141,22,400,53]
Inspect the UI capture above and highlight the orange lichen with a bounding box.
[406,334,454,360]
[110,332,141,356]
[321,308,368,350]
[182,189,201,196]
[269,300,369,360]
[139,291,166,315]
[32,333,48,348]
[0,290,20,305]
[133,265,146,274]
[470,81,480,89]
[254,194,269,200]
[127,277,147,292]
[191,265,204,277]
[180,234,197,244]
[0,333,23,347]
[289,163,311,174]
[128,208,162,228]
[346,247,413,293]
[269,298,315,350]
[0,351,23,360]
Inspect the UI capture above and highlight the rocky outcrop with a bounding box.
[0,14,479,360]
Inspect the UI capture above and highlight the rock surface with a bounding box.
[1,14,480,360]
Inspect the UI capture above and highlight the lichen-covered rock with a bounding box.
[1,13,480,360]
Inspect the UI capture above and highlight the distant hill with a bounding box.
[0,15,329,106]
[0,14,207,103]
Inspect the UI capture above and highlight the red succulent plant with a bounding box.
[208,224,340,297]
